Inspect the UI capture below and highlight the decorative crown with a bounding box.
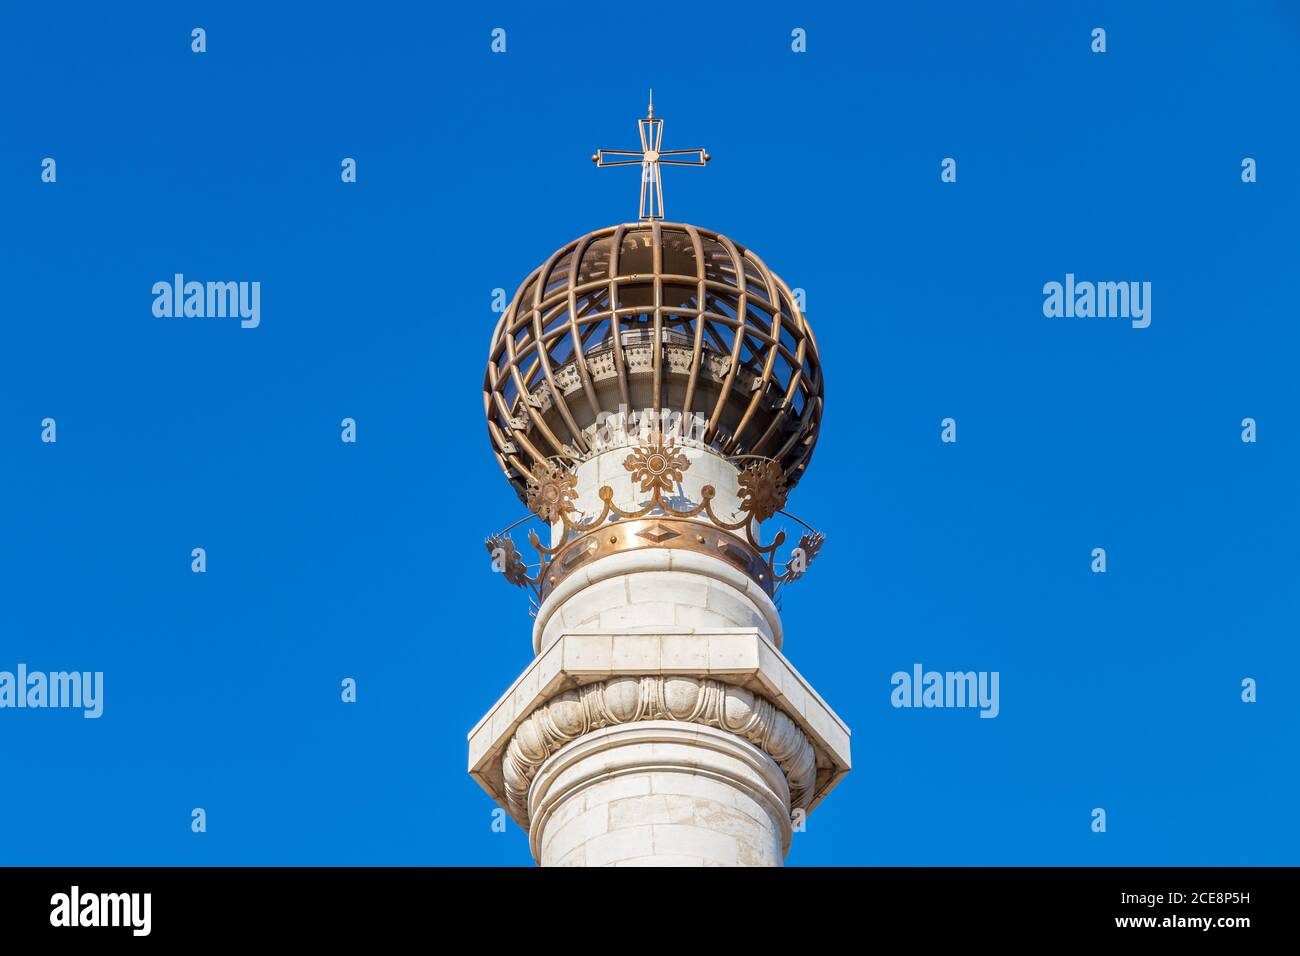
[485,434,824,616]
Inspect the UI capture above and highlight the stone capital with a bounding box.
[468,629,851,828]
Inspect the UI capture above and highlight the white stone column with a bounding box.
[469,443,851,867]
[529,722,790,867]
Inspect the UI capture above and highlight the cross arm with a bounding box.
[655,148,710,166]
[592,150,645,167]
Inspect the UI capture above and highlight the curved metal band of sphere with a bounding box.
[484,222,824,501]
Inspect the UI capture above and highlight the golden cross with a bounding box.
[592,91,710,222]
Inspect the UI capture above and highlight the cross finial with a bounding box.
[592,96,709,221]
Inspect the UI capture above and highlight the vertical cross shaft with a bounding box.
[592,93,710,221]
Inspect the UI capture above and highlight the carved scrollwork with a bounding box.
[501,676,817,828]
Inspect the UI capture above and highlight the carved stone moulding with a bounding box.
[501,674,817,828]
[467,630,852,833]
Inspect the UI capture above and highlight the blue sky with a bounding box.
[1,1,1296,865]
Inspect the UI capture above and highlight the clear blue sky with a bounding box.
[1,2,1296,866]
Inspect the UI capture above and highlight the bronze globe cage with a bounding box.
[484,222,824,502]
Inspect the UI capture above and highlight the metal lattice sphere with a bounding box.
[484,222,823,500]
